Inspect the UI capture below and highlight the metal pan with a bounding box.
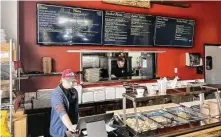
[164,106,208,122]
[141,109,189,127]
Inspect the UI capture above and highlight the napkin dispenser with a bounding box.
[186,53,203,67]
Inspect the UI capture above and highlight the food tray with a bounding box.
[142,110,189,127]
[190,105,200,112]
[142,112,172,127]
[125,114,161,133]
[165,106,208,122]
[137,113,163,129]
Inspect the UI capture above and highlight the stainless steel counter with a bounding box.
[121,84,221,136]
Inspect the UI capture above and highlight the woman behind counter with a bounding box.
[50,69,79,137]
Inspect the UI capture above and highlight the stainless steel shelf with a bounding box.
[20,72,62,77]
[1,76,28,80]
[0,39,15,133]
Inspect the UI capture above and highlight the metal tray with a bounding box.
[137,113,163,129]
[141,110,189,127]
[190,105,200,112]
[123,108,189,134]
[164,106,208,122]
[125,113,162,133]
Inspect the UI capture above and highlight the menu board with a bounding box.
[154,16,195,47]
[103,11,155,46]
[103,11,130,45]
[37,4,103,45]
[37,3,195,47]
[129,14,155,46]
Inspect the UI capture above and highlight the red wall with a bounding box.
[19,1,221,92]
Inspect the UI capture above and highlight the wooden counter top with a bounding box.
[65,120,221,137]
[178,125,221,137]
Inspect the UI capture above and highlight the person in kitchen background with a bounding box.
[50,69,79,137]
[111,53,130,78]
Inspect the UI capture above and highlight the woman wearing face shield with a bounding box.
[50,69,79,137]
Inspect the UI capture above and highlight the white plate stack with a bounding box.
[115,86,126,99]
[0,29,7,43]
[93,88,105,102]
[82,90,94,103]
[105,87,116,100]
[35,89,53,108]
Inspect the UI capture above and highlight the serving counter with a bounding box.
[23,83,221,137]
[66,102,221,137]
[122,84,221,134]
[65,84,221,137]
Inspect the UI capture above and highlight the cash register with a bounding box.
[76,113,114,137]
[66,113,129,137]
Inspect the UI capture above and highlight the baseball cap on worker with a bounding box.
[61,69,76,81]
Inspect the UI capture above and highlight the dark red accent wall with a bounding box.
[19,1,221,92]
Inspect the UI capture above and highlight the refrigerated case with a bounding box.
[120,84,221,136]
[205,44,221,84]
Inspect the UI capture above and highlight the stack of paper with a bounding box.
[84,68,100,82]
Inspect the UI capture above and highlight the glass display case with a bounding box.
[121,84,221,136]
